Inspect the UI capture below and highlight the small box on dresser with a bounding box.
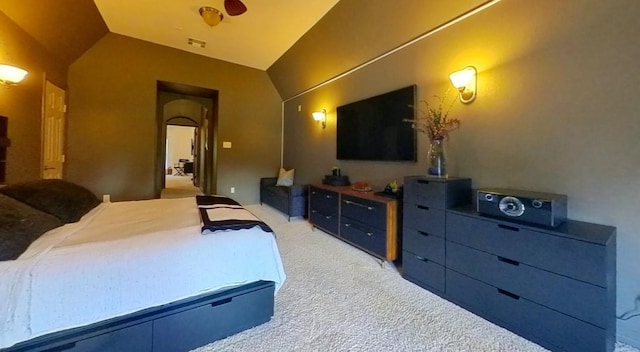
[401,176,471,294]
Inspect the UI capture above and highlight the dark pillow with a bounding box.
[0,194,63,261]
[0,179,101,223]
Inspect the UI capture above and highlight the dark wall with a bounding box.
[269,0,640,346]
[67,33,282,203]
[0,12,67,183]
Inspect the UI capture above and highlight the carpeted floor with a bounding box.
[161,175,202,199]
[192,204,640,352]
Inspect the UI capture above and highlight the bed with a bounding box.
[0,180,286,352]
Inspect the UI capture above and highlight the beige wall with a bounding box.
[272,0,640,346]
[167,125,194,168]
[67,33,282,203]
[0,12,67,183]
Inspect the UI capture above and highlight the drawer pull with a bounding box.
[497,288,520,300]
[417,205,430,211]
[211,297,233,307]
[44,342,77,352]
[344,200,374,210]
[326,195,333,199]
[344,223,373,236]
[418,231,430,237]
[325,215,332,219]
[311,210,317,213]
[497,256,520,266]
[312,191,316,195]
[415,256,428,262]
[498,224,520,232]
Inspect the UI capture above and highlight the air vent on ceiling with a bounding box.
[188,38,206,49]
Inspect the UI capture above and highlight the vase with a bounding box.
[427,138,447,177]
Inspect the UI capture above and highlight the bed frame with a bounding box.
[3,280,275,352]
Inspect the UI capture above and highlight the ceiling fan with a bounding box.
[224,0,247,16]
[199,0,247,27]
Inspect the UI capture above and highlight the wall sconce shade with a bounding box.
[0,64,28,86]
[312,109,327,129]
[449,66,477,103]
[199,6,224,27]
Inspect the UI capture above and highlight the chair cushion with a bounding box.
[265,185,290,198]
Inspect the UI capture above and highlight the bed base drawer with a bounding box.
[3,281,275,352]
[153,282,274,352]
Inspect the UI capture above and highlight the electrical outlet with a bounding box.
[230,187,235,194]
[102,194,110,203]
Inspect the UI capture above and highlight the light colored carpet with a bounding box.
[161,175,202,199]
[193,204,639,352]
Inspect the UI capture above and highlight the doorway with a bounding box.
[155,81,219,198]
[162,125,200,198]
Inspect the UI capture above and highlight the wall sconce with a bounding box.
[312,109,327,129]
[0,64,28,86]
[449,66,477,103]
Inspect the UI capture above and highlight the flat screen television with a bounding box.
[336,85,416,161]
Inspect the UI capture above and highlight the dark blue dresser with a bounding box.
[402,175,616,352]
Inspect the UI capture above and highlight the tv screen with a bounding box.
[336,85,416,161]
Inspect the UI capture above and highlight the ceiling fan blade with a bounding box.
[224,0,247,16]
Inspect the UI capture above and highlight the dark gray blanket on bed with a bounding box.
[195,195,241,207]
[196,196,273,234]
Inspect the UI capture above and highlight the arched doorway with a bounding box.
[155,81,219,198]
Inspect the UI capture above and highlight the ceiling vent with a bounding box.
[188,38,206,49]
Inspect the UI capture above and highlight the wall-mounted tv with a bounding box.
[336,85,416,161]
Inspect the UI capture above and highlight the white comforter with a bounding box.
[0,197,286,349]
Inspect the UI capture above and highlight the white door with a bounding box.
[42,80,66,179]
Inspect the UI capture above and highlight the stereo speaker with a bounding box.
[477,188,567,227]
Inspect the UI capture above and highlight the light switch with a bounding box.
[223,141,232,149]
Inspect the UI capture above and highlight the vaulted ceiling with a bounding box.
[0,0,339,70]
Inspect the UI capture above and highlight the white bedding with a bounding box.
[0,197,286,349]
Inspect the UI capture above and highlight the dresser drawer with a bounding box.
[404,177,471,209]
[446,269,608,352]
[403,204,445,237]
[340,216,386,258]
[341,195,386,230]
[402,251,445,293]
[446,241,607,327]
[309,187,339,212]
[310,209,339,235]
[446,212,608,287]
[403,228,445,265]
[404,178,447,208]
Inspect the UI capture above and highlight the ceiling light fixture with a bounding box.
[0,64,28,86]
[199,6,223,27]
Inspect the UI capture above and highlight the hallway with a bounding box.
[161,175,202,199]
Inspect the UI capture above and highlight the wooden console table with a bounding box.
[308,184,398,261]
